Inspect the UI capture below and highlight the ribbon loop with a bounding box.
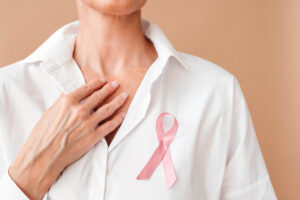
[137,112,178,189]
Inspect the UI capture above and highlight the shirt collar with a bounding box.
[21,19,190,71]
[21,19,190,151]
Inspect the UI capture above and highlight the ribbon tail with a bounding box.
[162,149,176,188]
[136,143,166,180]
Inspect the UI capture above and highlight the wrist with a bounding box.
[8,160,60,200]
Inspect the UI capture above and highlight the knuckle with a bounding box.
[74,106,87,119]
[81,119,93,131]
[113,100,122,109]
[117,113,124,121]
[95,91,103,100]
[109,100,118,110]
[95,79,103,85]
[95,126,104,137]
[102,105,112,114]
[112,118,120,127]
[113,117,120,127]
[104,83,113,93]
[84,84,92,94]
[91,79,101,87]
[106,121,116,130]
[109,97,121,109]
[116,96,124,105]
[61,94,73,106]
[111,119,120,128]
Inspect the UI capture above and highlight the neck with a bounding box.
[73,2,157,78]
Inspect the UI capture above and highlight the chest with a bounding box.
[1,60,231,199]
[103,81,140,147]
[42,89,228,200]
[84,68,150,146]
[2,73,229,200]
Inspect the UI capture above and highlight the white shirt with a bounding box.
[0,19,277,200]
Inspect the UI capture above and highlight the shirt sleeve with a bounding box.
[220,76,277,200]
[0,76,30,199]
[0,168,30,200]
[0,149,30,200]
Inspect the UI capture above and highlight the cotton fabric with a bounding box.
[0,19,277,200]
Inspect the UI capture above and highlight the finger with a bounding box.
[93,111,127,141]
[84,80,120,111]
[69,78,107,102]
[91,91,128,125]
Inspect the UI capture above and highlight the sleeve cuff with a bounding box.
[220,175,277,200]
[0,168,30,200]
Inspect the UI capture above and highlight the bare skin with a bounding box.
[74,0,157,145]
[8,0,157,199]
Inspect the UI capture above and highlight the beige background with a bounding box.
[0,0,299,199]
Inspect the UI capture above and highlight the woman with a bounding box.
[0,0,277,199]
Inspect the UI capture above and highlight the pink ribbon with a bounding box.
[136,112,178,189]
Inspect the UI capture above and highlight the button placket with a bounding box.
[90,139,109,200]
[107,59,163,153]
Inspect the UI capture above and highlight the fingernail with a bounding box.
[112,80,119,88]
[121,92,128,99]
[100,77,106,83]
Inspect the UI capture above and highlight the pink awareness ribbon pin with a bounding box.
[136,112,178,189]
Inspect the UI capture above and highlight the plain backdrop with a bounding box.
[0,0,299,199]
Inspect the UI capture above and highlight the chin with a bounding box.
[81,0,147,15]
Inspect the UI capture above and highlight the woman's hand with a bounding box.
[8,78,128,200]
